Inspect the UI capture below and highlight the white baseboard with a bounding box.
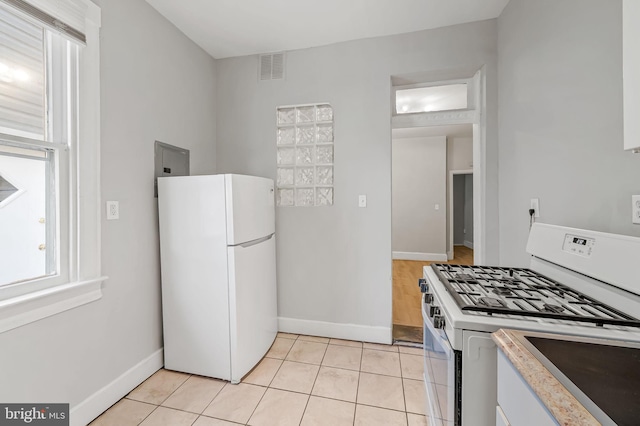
[71,349,164,426]
[392,251,448,262]
[464,241,474,250]
[278,317,392,345]
[447,250,453,260]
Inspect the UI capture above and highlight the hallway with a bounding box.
[392,246,474,343]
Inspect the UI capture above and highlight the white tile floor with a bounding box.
[90,333,427,426]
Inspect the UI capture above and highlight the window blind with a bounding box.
[1,0,87,43]
[0,4,45,139]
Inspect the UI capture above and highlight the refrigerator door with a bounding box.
[225,174,275,245]
[158,175,232,379]
[227,234,278,383]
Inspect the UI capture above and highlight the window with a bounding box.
[395,83,468,114]
[0,0,102,333]
[0,5,74,286]
[276,104,334,207]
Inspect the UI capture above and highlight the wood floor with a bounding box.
[392,246,474,336]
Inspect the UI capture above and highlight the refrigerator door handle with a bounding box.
[235,233,274,248]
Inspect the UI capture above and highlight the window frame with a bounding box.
[0,0,103,334]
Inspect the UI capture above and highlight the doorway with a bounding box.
[391,125,475,343]
[390,68,486,344]
[451,171,474,258]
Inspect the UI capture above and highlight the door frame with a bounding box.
[391,66,486,265]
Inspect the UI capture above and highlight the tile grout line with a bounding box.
[193,376,228,420]
[245,334,299,425]
[295,340,328,425]
[352,341,365,426]
[128,370,193,424]
[136,404,159,426]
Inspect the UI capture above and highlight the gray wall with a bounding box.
[0,0,217,413]
[392,136,447,255]
[498,0,640,266]
[453,174,474,247]
[453,175,466,245]
[465,174,474,246]
[216,20,498,333]
[446,135,473,254]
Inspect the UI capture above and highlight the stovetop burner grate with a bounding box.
[431,264,640,327]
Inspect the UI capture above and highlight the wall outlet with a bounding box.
[358,195,367,208]
[106,201,119,220]
[633,195,640,225]
[530,198,540,218]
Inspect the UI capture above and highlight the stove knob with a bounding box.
[418,278,429,293]
[424,293,434,304]
[429,306,440,317]
[433,315,446,329]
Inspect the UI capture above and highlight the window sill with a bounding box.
[0,276,107,334]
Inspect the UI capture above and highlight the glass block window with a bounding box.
[276,104,334,206]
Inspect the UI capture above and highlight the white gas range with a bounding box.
[420,223,640,426]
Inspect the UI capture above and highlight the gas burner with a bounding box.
[492,287,513,296]
[478,297,505,308]
[454,274,476,281]
[542,304,565,313]
[430,263,640,328]
[500,274,518,282]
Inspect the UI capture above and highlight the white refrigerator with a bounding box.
[157,174,277,383]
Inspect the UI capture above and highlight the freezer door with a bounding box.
[225,174,275,245]
[227,234,278,383]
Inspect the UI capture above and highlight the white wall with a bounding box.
[447,136,473,170]
[392,136,447,257]
[0,0,216,422]
[216,19,498,340]
[498,0,640,266]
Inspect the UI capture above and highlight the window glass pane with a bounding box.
[0,5,46,140]
[396,84,468,114]
[0,147,53,285]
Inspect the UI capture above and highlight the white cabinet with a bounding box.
[496,352,558,426]
[623,0,640,152]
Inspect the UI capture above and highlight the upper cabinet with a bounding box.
[624,0,640,152]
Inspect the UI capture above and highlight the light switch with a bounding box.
[435,204,440,210]
[358,195,367,208]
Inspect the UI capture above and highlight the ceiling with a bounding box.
[392,124,473,139]
[145,0,511,59]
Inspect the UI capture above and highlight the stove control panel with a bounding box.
[562,233,595,257]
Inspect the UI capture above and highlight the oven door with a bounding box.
[423,301,460,426]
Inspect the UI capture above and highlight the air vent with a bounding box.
[259,52,285,81]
